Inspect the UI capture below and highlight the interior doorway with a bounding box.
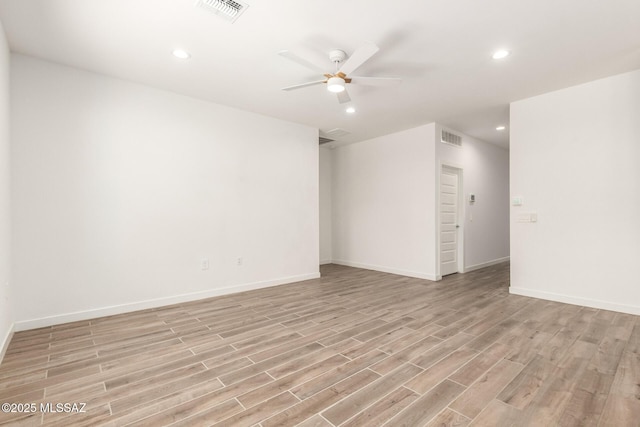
[439,165,463,276]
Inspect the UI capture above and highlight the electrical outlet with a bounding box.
[237,257,243,266]
[201,259,210,270]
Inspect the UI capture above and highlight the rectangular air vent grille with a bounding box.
[319,137,334,145]
[441,130,462,147]
[195,0,249,23]
[325,128,350,138]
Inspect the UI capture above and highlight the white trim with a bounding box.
[332,259,438,281]
[465,257,510,273]
[14,272,320,331]
[509,286,640,316]
[319,260,333,265]
[0,323,14,364]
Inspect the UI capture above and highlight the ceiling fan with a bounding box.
[279,42,401,104]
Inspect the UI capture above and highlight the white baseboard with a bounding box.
[0,322,14,364]
[319,259,333,265]
[509,287,640,316]
[328,257,510,281]
[332,260,438,281]
[464,256,510,273]
[14,272,320,332]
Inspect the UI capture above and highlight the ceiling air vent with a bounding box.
[319,137,334,145]
[325,128,350,138]
[441,130,462,147]
[195,0,249,23]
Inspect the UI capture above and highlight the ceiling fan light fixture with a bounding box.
[327,77,345,93]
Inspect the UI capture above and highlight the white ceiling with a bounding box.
[0,0,639,149]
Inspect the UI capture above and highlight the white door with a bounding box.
[440,166,460,276]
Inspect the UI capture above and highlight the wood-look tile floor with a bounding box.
[1,263,639,426]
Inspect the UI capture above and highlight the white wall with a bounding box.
[319,146,332,264]
[332,124,438,279]
[0,21,12,360]
[331,122,509,281]
[436,124,510,272]
[510,69,640,315]
[11,54,319,329]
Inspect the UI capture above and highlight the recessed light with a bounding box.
[172,49,191,60]
[496,126,506,131]
[346,107,356,114]
[492,49,510,60]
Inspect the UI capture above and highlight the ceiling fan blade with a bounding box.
[338,42,379,76]
[337,89,351,104]
[281,80,326,91]
[349,76,402,86]
[278,50,326,73]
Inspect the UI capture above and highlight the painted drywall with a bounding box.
[11,54,319,330]
[436,124,510,272]
[331,122,509,281]
[331,123,438,279]
[319,146,332,264]
[510,69,640,315]
[0,21,12,360]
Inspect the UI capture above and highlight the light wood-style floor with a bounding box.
[1,263,639,426]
